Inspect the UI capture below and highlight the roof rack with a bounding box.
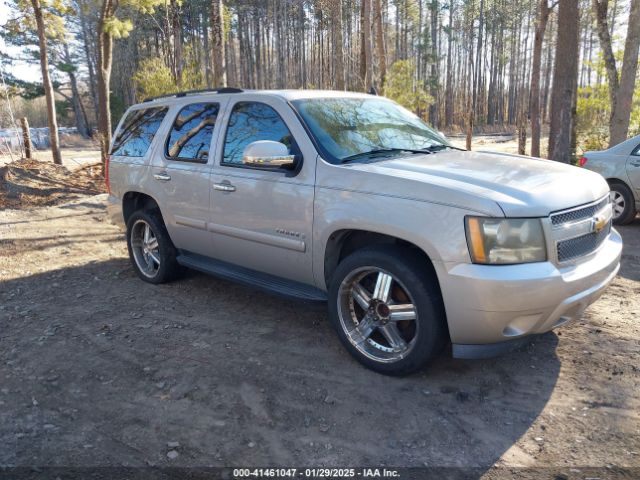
[143,87,243,103]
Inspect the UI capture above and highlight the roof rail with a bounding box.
[143,87,243,103]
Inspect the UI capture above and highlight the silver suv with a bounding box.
[107,88,622,375]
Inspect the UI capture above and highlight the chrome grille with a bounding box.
[557,222,611,262]
[549,195,612,263]
[550,196,610,226]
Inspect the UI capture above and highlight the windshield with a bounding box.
[291,97,451,164]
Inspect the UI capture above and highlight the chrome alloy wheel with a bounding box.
[130,219,161,278]
[610,190,625,220]
[337,267,419,363]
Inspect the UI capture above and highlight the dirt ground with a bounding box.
[0,157,639,478]
[0,159,104,210]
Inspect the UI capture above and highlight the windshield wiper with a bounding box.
[422,144,467,152]
[409,144,467,153]
[341,148,430,164]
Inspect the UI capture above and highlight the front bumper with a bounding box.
[440,228,622,356]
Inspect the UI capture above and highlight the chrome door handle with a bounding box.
[213,182,236,192]
[630,160,640,167]
[154,172,171,182]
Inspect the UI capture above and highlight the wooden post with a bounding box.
[466,112,473,151]
[518,122,527,155]
[20,117,33,159]
[518,109,527,155]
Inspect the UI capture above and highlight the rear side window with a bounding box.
[111,107,168,157]
[165,103,219,162]
[222,102,296,165]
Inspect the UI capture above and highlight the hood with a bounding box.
[339,150,609,217]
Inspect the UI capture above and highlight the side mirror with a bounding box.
[242,140,297,169]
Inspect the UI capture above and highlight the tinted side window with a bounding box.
[222,102,296,165]
[166,103,219,162]
[111,107,168,157]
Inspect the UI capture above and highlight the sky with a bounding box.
[0,0,40,82]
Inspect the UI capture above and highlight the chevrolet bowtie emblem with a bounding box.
[592,215,607,234]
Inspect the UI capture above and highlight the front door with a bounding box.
[150,101,225,258]
[627,142,640,192]
[209,97,316,285]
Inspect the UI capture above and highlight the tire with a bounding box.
[327,245,448,376]
[609,182,637,225]
[126,209,182,284]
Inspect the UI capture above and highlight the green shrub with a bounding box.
[384,60,433,114]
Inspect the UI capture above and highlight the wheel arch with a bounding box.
[606,177,632,190]
[122,191,162,225]
[322,229,441,291]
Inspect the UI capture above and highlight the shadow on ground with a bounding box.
[617,218,640,282]
[0,258,560,470]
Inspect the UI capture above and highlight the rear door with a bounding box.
[209,96,317,285]
[149,99,228,257]
[109,104,169,208]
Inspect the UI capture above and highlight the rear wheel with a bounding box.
[328,246,447,376]
[609,182,636,225]
[126,210,182,284]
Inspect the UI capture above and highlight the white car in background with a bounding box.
[581,135,640,225]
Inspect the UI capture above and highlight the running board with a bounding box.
[176,252,327,302]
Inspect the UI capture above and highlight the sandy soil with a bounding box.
[0,159,104,210]
[0,165,638,478]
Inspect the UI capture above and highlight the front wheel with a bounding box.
[328,246,448,376]
[609,182,637,225]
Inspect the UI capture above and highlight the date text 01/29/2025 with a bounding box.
[233,468,400,478]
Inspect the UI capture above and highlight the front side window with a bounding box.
[111,107,168,157]
[166,103,219,162]
[222,102,296,166]
[291,97,450,164]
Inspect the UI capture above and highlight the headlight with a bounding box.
[465,217,547,264]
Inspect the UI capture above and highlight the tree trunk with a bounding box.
[211,0,227,86]
[518,109,527,155]
[429,0,440,126]
[361,0,373,91]
[203,19,213,87]
[31,0,62,165]
[360,0,367,87]
[97,0,115,169]
[373,0,386,91]
[473,0,484,122]
[592,0,620,143]
[542,15,554,124]
[444,0,454,127]
[172,0,183,87]
[79,9,99,122]
[64,44,91,138]
[609,0,640,145]
[530,0,551,158]
[548,0,579,163]
[331,0,346,90]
